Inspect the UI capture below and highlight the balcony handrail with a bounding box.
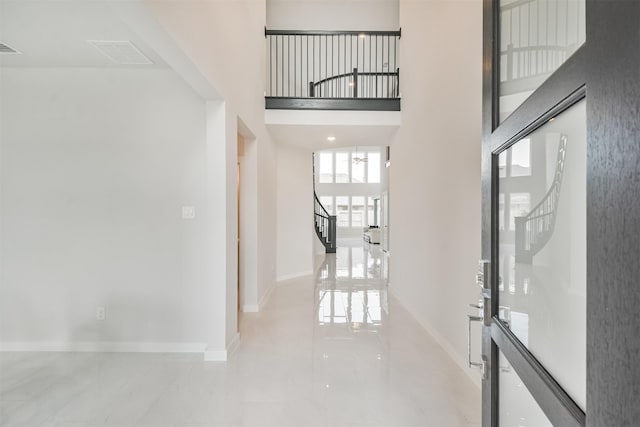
[265,29,401,37]
[313,69,399,86]
[265,28,401,109]
[309,66,400,98]
[504,44,578,54]
[500,0,537,12]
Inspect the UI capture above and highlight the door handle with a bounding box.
[467,314,484,370]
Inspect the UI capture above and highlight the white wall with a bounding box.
[145,0,278,331]
[239,134,259,312]
[0,68,210,350]
[276,144,314,281]
[204,100,240,358]
[390,0,483,382]
[267,0,399,30]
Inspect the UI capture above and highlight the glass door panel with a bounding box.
[497,99,586,409]
[499,351,552,427]
[499,0,586,121]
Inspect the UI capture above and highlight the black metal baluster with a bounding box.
[350,35,353,96]
[376,35,378,98]
[353,67,358,98]
[269,35,272,96]
[331,34,336,98]
[338,35,341,98]
[325,34,328,96]
[343,35,346,97]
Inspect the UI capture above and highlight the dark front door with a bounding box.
[478,0,640,425]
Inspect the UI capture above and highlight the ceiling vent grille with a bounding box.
[88,40,153,65]
[0,41,20,54]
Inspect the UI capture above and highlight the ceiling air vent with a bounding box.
[88,40,153,65]
[0,41,20,54]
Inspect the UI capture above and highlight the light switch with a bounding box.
[182,206,195,219]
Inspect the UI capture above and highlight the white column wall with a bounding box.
[276,144,314,281]
[204,101,239,359]
[145,0,278,342]
[239,137,259,312]
[390,0,483,383]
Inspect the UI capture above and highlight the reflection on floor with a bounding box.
[0,239,480,427]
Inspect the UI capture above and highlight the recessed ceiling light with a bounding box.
[327,136,336,142]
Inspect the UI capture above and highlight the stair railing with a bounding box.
[312,152,337,253]
[314,193,337,253]
[515,134,568,263]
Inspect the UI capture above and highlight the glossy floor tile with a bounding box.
[0,239,480,427]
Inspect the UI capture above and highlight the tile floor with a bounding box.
[0,239,480,427]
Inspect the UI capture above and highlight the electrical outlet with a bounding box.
[182,206,195,219]
[96,306,106,321]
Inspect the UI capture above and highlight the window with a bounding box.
[499,193,505,231]
[367,197,376,225]
[499,151,507,178]
[368,153,381,183]
[335,153,349,183]
[336,196,350,227]
[315,149,384,183]
[509,193,531,230]
[510,138,531,177]
[352,154,365,183]
[320,196,334,215]
[351,196,365,228]
[319,153,333,183]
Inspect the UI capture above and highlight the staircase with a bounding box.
[314,194,337,253]
[515,134,568,263]
[312,153,337,253]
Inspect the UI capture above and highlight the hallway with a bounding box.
[0,240,480,427]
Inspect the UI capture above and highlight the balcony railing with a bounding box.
[499,0,583,95]
[265,29,401,111]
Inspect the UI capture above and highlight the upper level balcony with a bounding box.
[265,29,401,111]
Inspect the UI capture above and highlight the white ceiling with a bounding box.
[267,123,399,151]
[0,0,400,147]
[0,1,168,68]
[265,109,400,150]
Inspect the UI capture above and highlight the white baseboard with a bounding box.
[258,283,275,309]
[226,332,240,357]
[388,285,481,389]
[242,282,276,313]
[0,341,207,353]
[276,270,313,282]
[203,332,240,362]
[203,348,227,361]
[242,304,259,313]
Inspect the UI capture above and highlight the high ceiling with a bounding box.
[267,123,398,151]
[265,109,400,150]
[0,1,168,68]
[0,0,399,150]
